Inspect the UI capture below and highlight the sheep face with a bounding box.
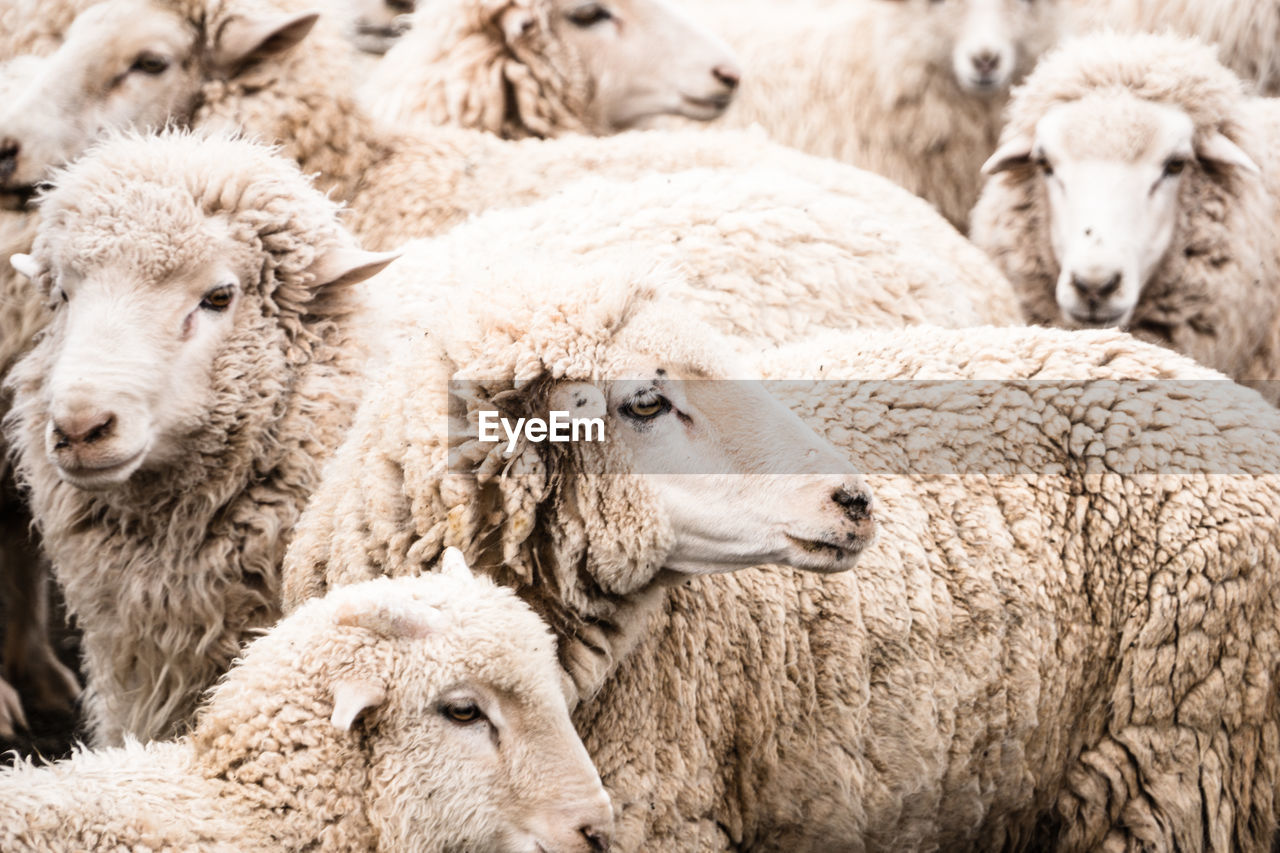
[514,0,742,129]
[0,0,319,202]
[984,95,1261,328]
[332,575,613,853]
[884,0,1062,95]
[347,0,415,54]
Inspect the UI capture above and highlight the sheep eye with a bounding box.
[1035,157,1054,178]
[130,52,171,75]
[386,0,414,10]
[1163,157,1188,178]
[199,285,235,312]
[566,3,613,26]
[442,701,484,724]
[621,392,669,420]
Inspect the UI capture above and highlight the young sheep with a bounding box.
[971,32,1280,402]
[284,252,1280,850]
[0,0,1024,253]
[0,551,615,853]
[362,0,741,138]
[1074,0,1280,96]
[3,131,397,746]
[678,0,1069,231]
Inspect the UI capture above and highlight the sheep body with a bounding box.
[0,567,611,852]
[971,33,1280,399]
[283,257,1280,850]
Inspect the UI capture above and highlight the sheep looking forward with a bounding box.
[972,32,1280,401]
[0,0,1025,254]
[284,252,1280,849]
[3,132,397,746]
[0,553,615,853]
[362,0,741,138]
[1075,0,1280,96]
[681,0,1069,231]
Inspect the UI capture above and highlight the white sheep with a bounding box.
[284,252,1280,850]
[971,32,1280,401]
[0,551,615,853]
[1074,0,1280,96]
[675,0,1069,231]
[3,131,397,746]
[0,0,1031,254]
[362,0,741,138]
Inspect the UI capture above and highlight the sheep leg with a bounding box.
[0,497,80,716]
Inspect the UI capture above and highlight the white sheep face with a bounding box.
[887,0,1062,95]
[346,0,415,54]
[991,96,1261,329]
[20,214,254,490]
[0,0,201,195]
[550,364,875,576]
[543,0,742,127]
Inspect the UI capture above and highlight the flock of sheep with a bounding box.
[2,0,1280,850]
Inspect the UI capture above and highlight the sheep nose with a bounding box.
[52,411,117,449]
[712,63,741,91]
[971,50,1001,76]
[580,825,611,852]
[0,138,18,182]
[832,486,873,524]
[1071,272,1122,301]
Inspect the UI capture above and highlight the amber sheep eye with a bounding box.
[1163,157,1188,178]
[130,52,171,75]
[442,701,484,724]
[621,392,669,420]
[199,285,235,312]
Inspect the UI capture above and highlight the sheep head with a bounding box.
[3,131,395,496]
[0,0,322,201]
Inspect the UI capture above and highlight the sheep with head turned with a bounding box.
[362,0,741,138]
[0,550,615,853]
[285,241,1280,849]
[972,32,1280,402]
[3,130,396,746]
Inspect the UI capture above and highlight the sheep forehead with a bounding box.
[63,0,193,49]
[1038,96,1194,165]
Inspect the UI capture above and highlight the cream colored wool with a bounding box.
[1075,0,1280,95]
[0,569,607,852]
[283,256,1280,850]
[3,133,375,745]
[971,33,1280,398]
[678,0,1068,231]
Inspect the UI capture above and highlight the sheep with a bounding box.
[0,0,1025,253]
[282,248,1280,850]
[971,32,1280,403]
[0,551,615,853]
[344,0,415,55]
[2,131,398,747]
[674,0,1069,231]
[1074,0,1280,96]
[361,0,742,139]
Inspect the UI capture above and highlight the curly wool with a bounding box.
[363,0,597,138]
[284,257,1280,850]
[3,132,369,745]
[971,32,1280,394]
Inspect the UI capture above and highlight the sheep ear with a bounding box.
[982,134,1035,175]
[214,10,321,73]
[439,547,474,580]
[308,247,401,289]
[1198,132,1260,175]
[330,677,386,732]
[499,6,537,42]
[334,598,448,639]
[547,381,606,420]
[9,253,41,281]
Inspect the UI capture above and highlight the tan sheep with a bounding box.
[284,252,1280,850]
[0,552,614,852]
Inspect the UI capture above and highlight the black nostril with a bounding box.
[833,487,871,521]
[712,64,740,90]
[1098,272,1121,298]
[1072,273,1122,300]
[581,826,611,852]
[84,414,116,445]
